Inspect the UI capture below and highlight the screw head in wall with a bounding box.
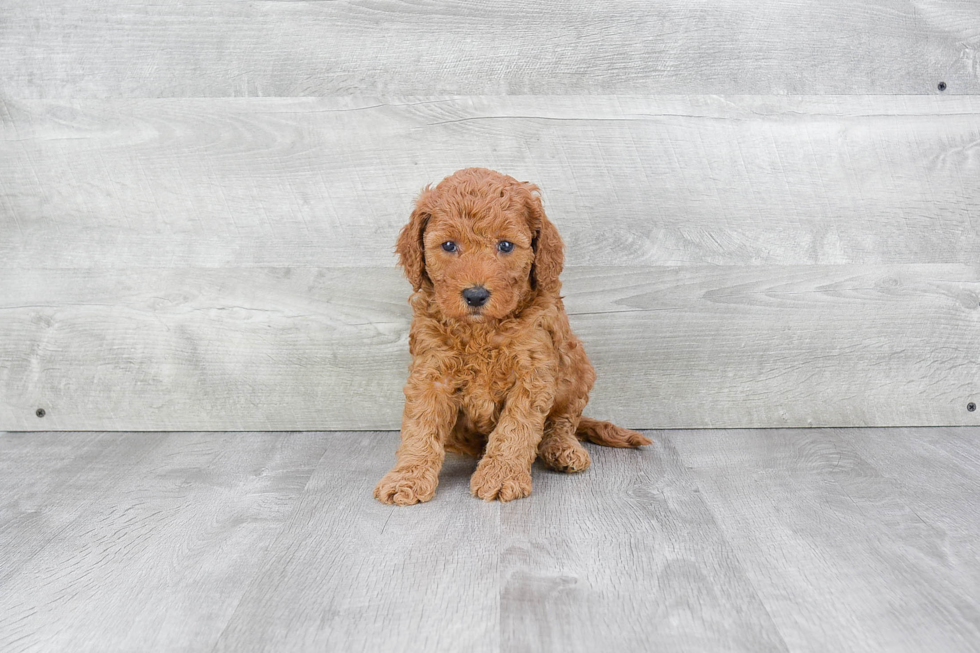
[938,81,947,91]
[969,402,977,412]
[36,408,46,418]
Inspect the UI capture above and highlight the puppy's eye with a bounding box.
[441,241,458,253]
[497,241,514,253]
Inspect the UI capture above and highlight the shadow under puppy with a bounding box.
[375,167,650,505]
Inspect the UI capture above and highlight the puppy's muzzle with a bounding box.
[462,286,491,308]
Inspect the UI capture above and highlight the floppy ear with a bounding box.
[396,186,437,291]
[523,183,564,293]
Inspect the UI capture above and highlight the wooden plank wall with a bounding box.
[1,1,979,430]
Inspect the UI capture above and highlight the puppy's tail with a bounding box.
[576,417,651,448]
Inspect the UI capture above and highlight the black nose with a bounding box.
[462,286,491,307]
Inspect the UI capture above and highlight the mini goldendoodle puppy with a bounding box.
[374,167,650,504]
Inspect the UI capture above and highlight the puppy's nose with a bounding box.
[462,286,491,307]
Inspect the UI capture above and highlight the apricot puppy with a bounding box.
[374,167,650,505]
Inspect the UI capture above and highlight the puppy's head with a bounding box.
[396,167,564,322]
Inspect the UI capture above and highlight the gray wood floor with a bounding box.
[1,428,979,652]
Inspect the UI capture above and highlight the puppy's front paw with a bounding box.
[374,468,437,505]
[470,457,532,502]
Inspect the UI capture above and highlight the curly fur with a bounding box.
[374,168,650,505]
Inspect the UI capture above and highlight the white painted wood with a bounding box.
[2,428,980,651]
[1,0,978,98]
[2,95,979,269]
[669,428,980,652]
[2,265,976,430]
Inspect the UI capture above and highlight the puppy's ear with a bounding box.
[396,185,436,291]
[523,183,564,292]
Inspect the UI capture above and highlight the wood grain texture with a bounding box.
[669,428,980,652]
[500,434,787,652]
[210,433,499,653]
[1,0,979,98]
[566,264,980,429]
[2,428,980,651]
[3,95,979,269]
[842,427,980,605]
[0,267,410,431]
[0,431,332,652]
[0,432,163,585]
[2,264,977,430]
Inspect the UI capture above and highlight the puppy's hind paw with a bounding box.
[539,441,591,473]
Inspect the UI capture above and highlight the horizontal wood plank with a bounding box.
[3,95,979,269]
[2,265,977,430]
[1,0,978,98]
[0,267,408,431]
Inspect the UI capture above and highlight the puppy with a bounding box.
[374,168,650,504]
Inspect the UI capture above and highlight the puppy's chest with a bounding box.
[457,346,518,397]
[453,342,520,427]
